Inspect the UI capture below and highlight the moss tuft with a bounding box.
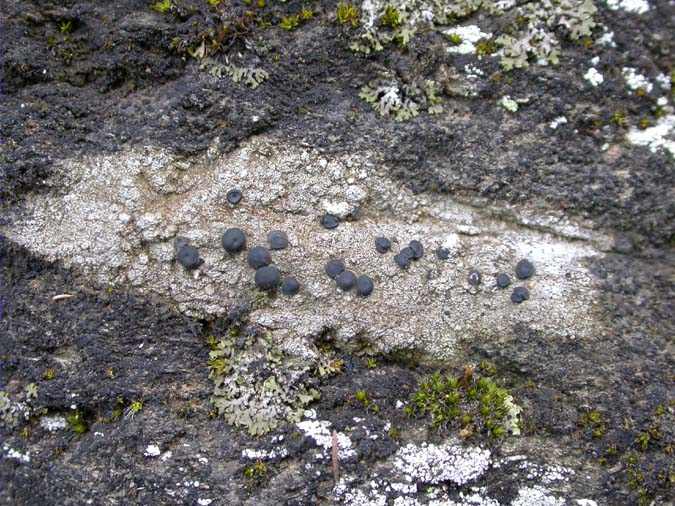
[336,2,360,27]
[405,368,521,439]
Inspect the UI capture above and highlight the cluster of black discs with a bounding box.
[374,234,535,304]
[467,258,535,303]
[175,198,534,302]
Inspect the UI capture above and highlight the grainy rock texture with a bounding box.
[1,0,673,505]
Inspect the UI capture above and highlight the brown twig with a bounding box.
[331,430,340,484]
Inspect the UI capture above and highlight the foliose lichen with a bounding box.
[208,331,320,436]
[200,57,269,89]
[360,74,443,121]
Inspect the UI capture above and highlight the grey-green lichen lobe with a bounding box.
[0,384,37,429]
[208,331,320,436]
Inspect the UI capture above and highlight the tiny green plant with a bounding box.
[380,5,401,28]
[280,15,300,31]
[243,461,267,487]
[336,2,360,27]
[354,390,380,413]
[447,33,462,46]
[125,399,143,419]
[67,410,88,434]
[151,0,172,13]
[59,20,73,34]
[366,357,378,369]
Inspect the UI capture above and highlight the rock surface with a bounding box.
[1,0,673,505]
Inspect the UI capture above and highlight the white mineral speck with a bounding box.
[622,67,653,92]
[584,68,603,87]
[549,117,568,130]
[605,0,650,14]
[297,420,356,460]
[626,114,675,157]
[40,415,67,432]
[511,486,564,506]
[499,96,519,112]
[445,25,492,55]
[197,500,213,506]
[144,444,161,457]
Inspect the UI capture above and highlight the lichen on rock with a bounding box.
[208,330,320,436]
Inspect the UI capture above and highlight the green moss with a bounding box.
[66,410,88,434]
[59,20,73,34]
[243,461,268,486]
[366,357,378,369]
[380,6,402,28]
[580,409,607,438]
[406,369,521,439]
[611,110,628,127]
[280,15,300,31]
[354,390,379,413]
[151,0,172,13]
[447,33,462,46]
[336,2,360,27]
[43,368,56,381]
[475,38,497,56]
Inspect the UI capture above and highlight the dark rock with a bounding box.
[356,275,374,297]
[409,240,424,260]
[515,259,535,280]
[613,234,634,254]
[255,265,281,291]
[222,228,246,253]
[325,259,345,279]
[320,214,339,229]
[247,246,272,269]
[375,237,391,254]
[511,286,530,303]
[281,277,300,296]
[336,270,356,291]
[435,248,450,260]
[226,189,242,205]
[496,273,511,289]
[176,244,202,270]
[268,230,289,250]
[468,270,482,286]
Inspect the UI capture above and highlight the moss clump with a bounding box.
[151,0,172,14]
[380,5,402,28]
[336,2,360,27]
[243,461,268,486]
[43,368,56,381]
[475,38,497,56]
[209,332,320,436]
[280,15,300,31]
[66,410,88,434]
[354,390,380,413]
[611,110,628,127]
[447,33,462,46]
[579,409,607,438]
[59,20,73,34]
[405,368,521,439]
